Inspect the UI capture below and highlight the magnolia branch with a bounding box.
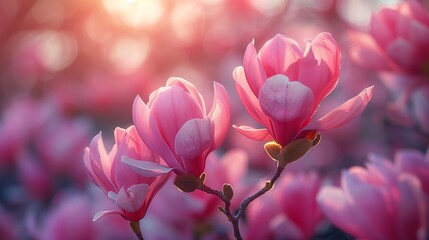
[199,165,285,240]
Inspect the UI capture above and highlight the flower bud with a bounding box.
[174,174,199,192]
[264,141,282,161]
[222,184,234,201]
[279,138,313,167]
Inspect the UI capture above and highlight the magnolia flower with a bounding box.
[246,172,323,240]
[83,126,171,222]
[318,156,427,240]
[132,77,230,177]
[395,148,429,195]
[233,32,373,147]
[349,0,429,75]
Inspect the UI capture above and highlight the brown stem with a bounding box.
[234,165,284,219]
[130,221,144,240]
[199,165,285,240]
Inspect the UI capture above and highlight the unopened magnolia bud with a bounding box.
[174,174,199,192]
[264,141,282,161]
[218,206,226,214]
[222,184,234,201]
[197,173,206,189]
[279,138,313,167]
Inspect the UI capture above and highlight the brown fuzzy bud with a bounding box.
[174,174,199,192]
[197,173,206,189]
[222,184,234,201]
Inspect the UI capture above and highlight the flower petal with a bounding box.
[121,156,173,178]
[309,86,374,131]
[232,125,272,141]
[150,86,204,150]
[243,40,268,96]
[208,81,230,149]
[298,32,340,105]
[93,210,124,221]
[166,77,206,114]
[258,34,303,79]
[174,118,212,160]
[349,31,395,71]
[132,95,180,170]
[233,66,271,127]
[113,184,150,213]
[258,74,314,123]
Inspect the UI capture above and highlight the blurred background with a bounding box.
[0,0,427,239]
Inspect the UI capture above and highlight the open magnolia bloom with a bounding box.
[83,126,172,222]
[132,77,230,178]
[233,32,373,147]
[349,0,429,75]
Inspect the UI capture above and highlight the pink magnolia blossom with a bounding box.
[27,195,95,240]
[395,148,429,195]
[318,156,427,240]
[349,0,429,75]
[83,126,172,222]
[233,32,373,146]
[132,77,230,177]
[246,172,323,240]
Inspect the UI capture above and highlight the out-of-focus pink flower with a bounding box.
[233,32,373,146]
[28,195,95,240]
[132,77,230,177]
[17,151,52,200]
[246,172,323,240]
[395,148,429,195]
[349,0,429,75]
[83,126,171,222]
[318,156,427,240]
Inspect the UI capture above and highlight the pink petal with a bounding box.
[121,156,173,178]
[258,34,303,79]
[232,125,272,141]
[208,82,230,149]
[112,184,150,213]
[258,74,314,123]
[370,8,397,46]
[309,86,374,131]
[86,133,115,192]
[166,77,206,114]
[348,31,394,70]
[233,66,271,127]
[342,170,393,238]
[271,215,304,240]
[93,210,124,221]
[317,187,370,238]
[243,40,268,96]
[298,32,340,105]
[132,96,180,170]
[150,86,204,149]
[174,118,212,160]
[400,0,429,25]
[396,149,429,194]
[397,174,427,240]
[387,38,419,69]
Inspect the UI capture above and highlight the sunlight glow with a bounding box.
[102,0,165,28]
